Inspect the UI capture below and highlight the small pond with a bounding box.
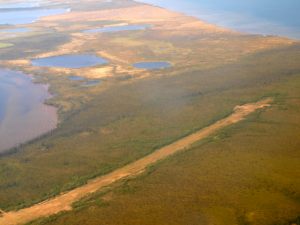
[81,80,101,87]
[68,75,85,81]
[133,61,172,70]
[32,54,108,69]
[84,24,150,33]
[0,27,30,33]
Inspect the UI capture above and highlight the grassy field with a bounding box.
[0,1,299,224]
[0,43,299,212]
[27,72,300,225]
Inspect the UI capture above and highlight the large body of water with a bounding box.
[0,8,69,25]
[0,0,69,25]
[0,69,57,153]
[0,1,67,153]
[0,0,298,152]
[140,0,300,39]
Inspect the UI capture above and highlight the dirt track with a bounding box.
[0,98,272,225]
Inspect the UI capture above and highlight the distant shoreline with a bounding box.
[136,0,300,40]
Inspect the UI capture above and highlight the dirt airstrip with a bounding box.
[0,98,272,225]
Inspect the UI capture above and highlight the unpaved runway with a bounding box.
[0,98,272,225]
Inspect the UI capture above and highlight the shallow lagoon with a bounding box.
[133,61,171,70]
[0,7,69,25]
[140,0,300,39]
[32,54,108,69]
[84,24,150,33]
[0,69,57,153]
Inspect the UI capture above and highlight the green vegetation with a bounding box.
[0,43,299,212]
[27,72,300,225]
[0,2,299,225]
[0,32,69,60]
[0,42,13,48]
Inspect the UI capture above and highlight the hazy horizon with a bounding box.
[139,0,300,39]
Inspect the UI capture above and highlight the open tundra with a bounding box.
[0,0,299,225]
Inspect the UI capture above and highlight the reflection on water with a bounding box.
[0,69,57,153]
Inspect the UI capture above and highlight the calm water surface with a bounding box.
[140,0,300,39]
[82,80,101,87]
[0,69,57,152]
[84,24,150,33]
[0,27,30,33]
[68,75,85,81]
[133,62,171,70]
[0,2,40,9]
[32,54,108,69]
[0,2,69,25]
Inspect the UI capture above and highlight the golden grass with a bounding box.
[27,75,300,225]
[0,99,272,225]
